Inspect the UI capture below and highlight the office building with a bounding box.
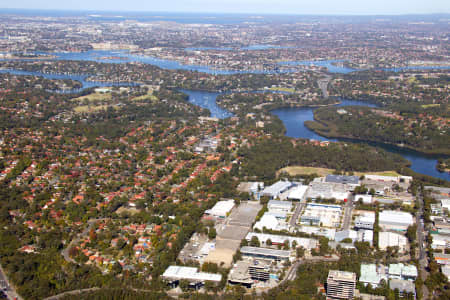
[327,270,357,299]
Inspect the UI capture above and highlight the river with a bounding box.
[0,50,448,181]
[181,90,449,181]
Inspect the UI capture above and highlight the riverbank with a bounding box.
[304,117,450,156]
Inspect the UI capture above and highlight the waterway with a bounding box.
[180,89,233,119]
[272,102,450,181]
[0,68,138,93]
[1,51,449,180]
[180,90,450,181]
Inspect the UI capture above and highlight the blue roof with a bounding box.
[325,175,359,185]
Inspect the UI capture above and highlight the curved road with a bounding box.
[0,264,22,300]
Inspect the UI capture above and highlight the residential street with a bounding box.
[416,188,429,299]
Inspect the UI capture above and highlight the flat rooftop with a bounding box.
[328,270,357,281]
[241,246,291,258]
[325,174,359,185]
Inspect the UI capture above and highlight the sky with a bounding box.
[1,0,449,15]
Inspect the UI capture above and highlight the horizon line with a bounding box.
[0,7,449,17]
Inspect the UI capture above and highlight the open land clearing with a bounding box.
[71,92,113,102]
[74,104,116,113]
[278,165,401,177]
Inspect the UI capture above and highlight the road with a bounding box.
[317,75,331,99]
[43,288,100,300]
[289,199,306,228]
[342,197,354,230]
[0,264,22,300]
[61,218,108,265]
[416,188,429,299]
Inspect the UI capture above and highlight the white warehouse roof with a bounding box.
[379,232,407,251]
[261,181,293,198]
[245,232,318,249]
[162,266,222,282]
[379,210,413,226]
[205,199,235,217]
[287,185,309,200]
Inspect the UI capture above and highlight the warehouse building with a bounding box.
[287,185,309,201]
[260,180,294,199]
[359,264,387,288]
[378,231,408,252]
[267,200,293,213]
[245,232,318,249]
[306,182,351,202]
[325,175,360,187]
[253,213,289,231]
[335,230,358,243]
[379,210,414,231]
[354,194,373,204]
[389,279,416,298]
[354,212,375,230]
[240,246,292,262]
[327,270,357,299]
[228,259,272,287]
[300,203,342,228]
[204,199,235,218]
[388,263,418,281]
[162,266,222,287]
[237,182,264,199]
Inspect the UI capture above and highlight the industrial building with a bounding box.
[228,259,273,287]
[300,203,342,228]
[299,225,336,240]
[378,232,408,252]
[430,233,450,249]
[237,182,264,198]
[388,263,417,281]
[379,210,414,231]
[325,174,360,186]
[267,200,293,213]
[245,232,318,249]
[335,230,358,243]
[253,213,289,231]
[204,199,235,218]
[441,199,450,211]
[354,212,375,230]
[359,264,387,288]
[389,279,416,298]
[354,194,373,204]
[357,230,374,245]
[240,246,292,261]
[260,180,294,199]
[162,266,222,287]
[327,270,357,299]
[434,253,450,265]
[287,185,308,201]
[306,182,351,202]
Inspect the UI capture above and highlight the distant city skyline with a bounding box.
[1,0,449,15]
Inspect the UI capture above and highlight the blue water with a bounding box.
[31,50,288,75]
[0,68,138,92]
[180,89,233,119]
[1,49,449,180]
[271,101,450,181]
[278,60,355,73]
[185,47,233,51]
[4,50,448,75]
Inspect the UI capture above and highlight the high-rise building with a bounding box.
[327,270,356,299]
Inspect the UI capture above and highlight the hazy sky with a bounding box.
[2,0,449,15]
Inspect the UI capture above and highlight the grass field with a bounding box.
[131,92,158,101]
[268,87,296,93]
[278,165,401,177]
[421,104,440,109]
[71,92,112,102]
[74,104,112,113]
